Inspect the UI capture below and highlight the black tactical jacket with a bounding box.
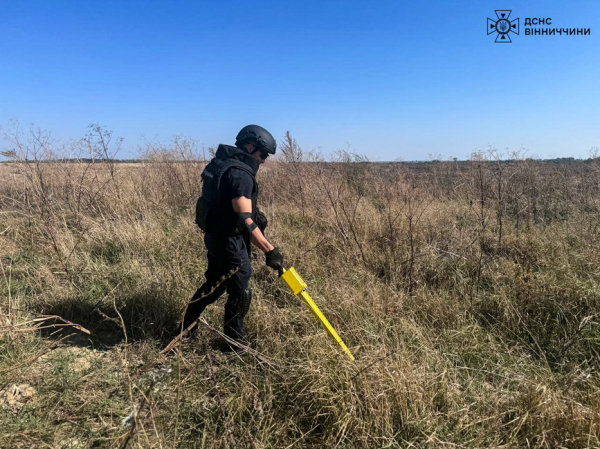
[195,144,259,236]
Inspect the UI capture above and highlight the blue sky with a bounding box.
[1,0,599,160]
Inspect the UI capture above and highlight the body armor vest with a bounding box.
[195,145,258,236]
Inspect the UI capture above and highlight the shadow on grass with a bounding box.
[39,287,185,349]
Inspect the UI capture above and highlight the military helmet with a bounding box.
[235,125,276,155]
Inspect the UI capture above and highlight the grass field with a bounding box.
[1,133,599,448]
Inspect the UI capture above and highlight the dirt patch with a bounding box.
[53,347,106,373]
[0,383,36,410]
[67,347,94,372]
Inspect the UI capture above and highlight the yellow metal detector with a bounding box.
[279,267,355,361]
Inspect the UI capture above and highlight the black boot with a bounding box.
[223,306,247,346]
[224,288,252,343]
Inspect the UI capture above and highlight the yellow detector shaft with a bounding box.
[279,267,355,361]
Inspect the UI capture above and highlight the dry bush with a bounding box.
[1,129,599,448]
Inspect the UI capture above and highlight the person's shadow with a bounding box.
[39,284,184,350]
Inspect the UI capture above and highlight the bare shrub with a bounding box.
[1,129,599,448]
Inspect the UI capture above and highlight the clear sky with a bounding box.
[1,0,599,161]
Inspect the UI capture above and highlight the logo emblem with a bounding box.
[488,10,519,42]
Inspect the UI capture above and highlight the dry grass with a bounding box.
[1,129,599,448]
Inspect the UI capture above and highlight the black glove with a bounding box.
[265,247,284,273]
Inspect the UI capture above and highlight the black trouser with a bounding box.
[182,233,252,342]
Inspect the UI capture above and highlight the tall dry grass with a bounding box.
[1,128,599,448]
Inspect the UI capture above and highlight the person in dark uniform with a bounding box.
[182,125,284,347]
